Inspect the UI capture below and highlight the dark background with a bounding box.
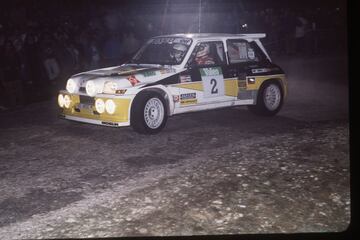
[0,0,347,109]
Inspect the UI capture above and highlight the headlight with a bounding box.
[95,98,105,113]
[64,95,71,108]
[66,79,78,93]
[103,81,118,94]
[105,99,116,114]
[58,94,65,108]
[86,80,97,97]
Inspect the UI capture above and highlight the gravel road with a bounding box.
[0,54,350,239]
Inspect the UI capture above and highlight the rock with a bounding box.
[319,211,327,216]
[263,181,271,186]
[139,228,148,234]
[65,218,77,223]
[212,200,222,205]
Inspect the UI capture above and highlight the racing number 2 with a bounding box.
[200,67,224,98]
[210,78,218,94]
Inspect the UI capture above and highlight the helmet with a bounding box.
[173,43,187,52]
[196,43,210,58]
[171,43,187,62]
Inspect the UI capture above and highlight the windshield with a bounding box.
[131,37,192,65]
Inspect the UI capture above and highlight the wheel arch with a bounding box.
[130,86,173,119]
[259,78,284,93]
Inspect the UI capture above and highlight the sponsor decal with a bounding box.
[251,68,271,74]
[180,93,196,100]
[251,67,280,74]
[143,71,156,77]
[248,48,255,59]
[180,92,197,105]
[200,67,222,76]
[127,75,140,86]
[150,37,192,46]
[160,68,176,75]
[180,99,197,105]
[173,95,180,103]
[101,121,119,126]
[180,75,192,83]
[116,89,127,94]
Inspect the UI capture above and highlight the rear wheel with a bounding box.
[131,92,168,134]
[248,81,283,116]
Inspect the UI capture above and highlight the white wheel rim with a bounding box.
[144,98,165,129]
[264,84,281,111]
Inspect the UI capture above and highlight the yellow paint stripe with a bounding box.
[224,79,238,97]
[175,82,204,91]
[247,74,286,91]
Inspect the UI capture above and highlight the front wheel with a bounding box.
[248,81,283,116]
[131,92,168,134]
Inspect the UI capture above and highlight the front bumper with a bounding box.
[59,91,132,127]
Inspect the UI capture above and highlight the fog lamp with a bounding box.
[105,99,116,114]
[58,94,65,108]
[64,95,71,109]
[95,98,105,113]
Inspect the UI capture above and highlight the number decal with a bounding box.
[210,78,218,94]
[200,67,224,98]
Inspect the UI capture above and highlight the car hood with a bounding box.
[71,64,179,91]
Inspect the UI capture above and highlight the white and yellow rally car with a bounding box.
[58,33,287,134]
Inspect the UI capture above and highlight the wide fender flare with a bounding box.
[129,85,175,118]
[259,78,285,95]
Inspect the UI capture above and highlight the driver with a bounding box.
[170,43,187,63]
[195,43,215,65]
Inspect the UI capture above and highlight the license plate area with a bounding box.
[79,95,95,105]
[77,103,93,110]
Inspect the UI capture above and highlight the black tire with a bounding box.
[130,91,168,134]
[248,80,283,116]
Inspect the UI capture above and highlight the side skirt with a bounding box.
[173,99,254,115]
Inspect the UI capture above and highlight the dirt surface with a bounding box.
[0,54,350,239]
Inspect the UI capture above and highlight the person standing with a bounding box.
[1,40,23,108]
[294,12,309,55]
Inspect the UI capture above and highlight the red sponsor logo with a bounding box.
[127,75,140,86]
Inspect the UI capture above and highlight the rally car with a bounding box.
[58,33,287,134]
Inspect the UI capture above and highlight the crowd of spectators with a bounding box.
[238,7,347,56]
[0,1,346,110]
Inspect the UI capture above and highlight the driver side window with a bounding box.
[187,41,225,67]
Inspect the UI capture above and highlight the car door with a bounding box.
[224,38,271,102]
[177,40,234,109]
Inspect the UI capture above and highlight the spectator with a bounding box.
[0,32,7,109]
[1,40,23,108]
[294,12,309,55]
[122,31,141,59]
[102,32,124,66]
[42,46,60,85]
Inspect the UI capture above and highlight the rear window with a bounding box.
[226,39,266,64]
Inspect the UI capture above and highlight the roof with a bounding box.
[154,33,266,40]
